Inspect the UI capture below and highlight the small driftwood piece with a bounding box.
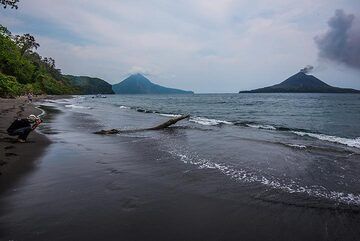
[94,115,190,135]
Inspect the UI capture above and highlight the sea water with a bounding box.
[59,93,360,207]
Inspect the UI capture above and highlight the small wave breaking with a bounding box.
[168,150,360,206]
[65,104,91,109]
[111,103,360,149]
[246,124,276,130]
[35,106,46,118]
[160,113,233,126]
[286,144,307,149]
[189,117,233,126]
[293,131,360,149]
[160,113,182,118]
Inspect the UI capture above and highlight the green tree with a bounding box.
[42,57,62,80]
[0,31,35,84]
[15,34,40,56]
[0,24,11,37]
[0,23,77,97]
[43,57,55,69]
[1,0,19,9]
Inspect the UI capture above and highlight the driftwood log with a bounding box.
[94,115,190,135]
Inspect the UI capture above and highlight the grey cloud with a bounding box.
[2,1,360,91]
[315,9,360,70]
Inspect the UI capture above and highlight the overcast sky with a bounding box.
[1,0,359,93]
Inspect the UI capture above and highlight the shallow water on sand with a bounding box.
[60,94,360,207]
[1,94,360,241]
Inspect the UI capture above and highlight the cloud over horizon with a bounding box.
[1,0,360,92]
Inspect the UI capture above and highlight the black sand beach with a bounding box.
[1,97,360,241]
[1,1,360,240]
[0,97,50,192]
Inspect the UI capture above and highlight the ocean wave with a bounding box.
[160,113,183,118]
[114,103,234,127]
[246,124,276,130]
[168,150,360,206]
[110,104,358,151]
[292,131,360,149]
[115,104,233,127]
[136,108,154,113]
[48,99,72,104]
[286,144,307,149]
[35,106,46,117]
[159,113,233,126]
[189,117,233,126]
[65,104,91,109]
[160,114,232,126]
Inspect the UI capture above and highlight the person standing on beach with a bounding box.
[27,93,33,103]
[7,115,42,143]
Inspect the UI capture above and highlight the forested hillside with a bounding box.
[64,75,114,95]
[0,24,76,97]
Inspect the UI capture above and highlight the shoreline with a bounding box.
[1,95,360,240]
[0,96,61,192]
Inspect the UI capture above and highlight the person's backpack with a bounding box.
[7,120,19,134]
[7,119,29,134]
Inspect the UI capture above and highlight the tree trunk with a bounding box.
[94,115,190,135]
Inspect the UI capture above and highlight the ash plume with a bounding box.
[300,65,314,74]
[315,9,360,70]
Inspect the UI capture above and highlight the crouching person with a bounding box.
[7,114,43,143]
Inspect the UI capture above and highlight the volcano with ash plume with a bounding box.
[239,71,360,93]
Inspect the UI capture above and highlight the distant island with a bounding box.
[239,71,360,93]
[64,75,114,95]
[112,73,194,94]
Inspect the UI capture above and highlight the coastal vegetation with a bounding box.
[1,0,18,9]
[0,24,76,97]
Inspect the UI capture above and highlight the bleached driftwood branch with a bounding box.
[94,115,190,135]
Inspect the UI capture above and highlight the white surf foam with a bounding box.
[168,149,360,206]
[246,124,276,130]
[65,104,91,109]
[119,105,130,109]
[189,117,233,126]
[160,113,182,118]
[159,114,232,126]
[35,106,46,118]
[286,144,307,149]
[48,98,72,104]
[293,131,360,149]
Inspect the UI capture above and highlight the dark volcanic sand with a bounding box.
[0,99,359,241]
[0,98,50,192]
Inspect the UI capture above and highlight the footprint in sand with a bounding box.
[96,160,108,164]
[0,160,7,166]
[5,153,18,157]
[107,167,124,175]
[106,180,125,191]
[121,197,140,211]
